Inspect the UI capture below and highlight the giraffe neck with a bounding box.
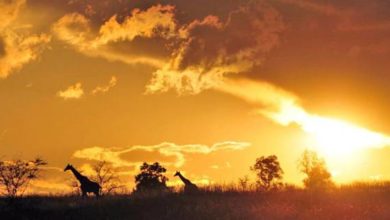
[70,167,84,183]
[178,173,191,185]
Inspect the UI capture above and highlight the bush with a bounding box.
[134,162,168,193]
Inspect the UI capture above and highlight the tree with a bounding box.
[134,162,168,192]
[0,158,47,198]
[92,160,124,195]
[250,155,283,190]
[298,150,333,190]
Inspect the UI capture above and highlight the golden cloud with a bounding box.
[57,82,84,100]
[97,5,177,44]
[73,141,251,168]
[52,5,177,67]
[0,0,50,78]
[0,0,25,29]
[91,76,117,95]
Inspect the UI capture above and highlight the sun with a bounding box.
[265,101,390,158]
[302,116,390,158]
[264,101,390,180]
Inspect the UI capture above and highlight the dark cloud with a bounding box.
[147,1,285,93]
[29,0,250,28]
[107,36,172,61]
[178,2,284,71]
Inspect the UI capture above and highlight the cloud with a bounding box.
[97,5,177,44]
[57,82,84,100]
[51,2,285,94]
[52,4,177,67]
[210,162,231,170]
[73,141,251,168]
[0,32,50,78]
[0,0,26,29]
[0,0,50,78]
[57,77,117,100]
[91,76,117,95]
[216,78,299,115]
[147,1,285,94]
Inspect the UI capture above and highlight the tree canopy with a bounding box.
[251,155,283,190]
[134,162,168,192]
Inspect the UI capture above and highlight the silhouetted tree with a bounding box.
[299,150,334,190]
[0,158,47,198]
[134,162,168,192]
[251,155,283,190]
[92,160,124,195]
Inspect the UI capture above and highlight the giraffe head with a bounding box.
[64,164,73,172]
[174,171,180,177]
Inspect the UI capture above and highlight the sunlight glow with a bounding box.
[268,103,390,158]
[218,79,390,159]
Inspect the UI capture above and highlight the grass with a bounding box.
[1,182,390,220]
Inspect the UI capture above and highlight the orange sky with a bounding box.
[1,0,390,194]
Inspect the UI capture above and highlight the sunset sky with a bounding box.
[1,0,390,194]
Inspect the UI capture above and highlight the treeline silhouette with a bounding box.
[1,150,390,219]
[0,149,334,198]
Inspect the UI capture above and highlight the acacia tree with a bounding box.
[0,158,47,198]
[299,150,333,190]
[92,160,124,195]
[251,155,283,190]
[134,162,168,192]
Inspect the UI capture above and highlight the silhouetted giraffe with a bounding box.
[64,164,101,198]
[174,171,198,193]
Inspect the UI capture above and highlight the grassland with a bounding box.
[1,182,390,220]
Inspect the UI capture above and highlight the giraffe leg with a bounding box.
[94,190,100,199]
[82,190,87,199]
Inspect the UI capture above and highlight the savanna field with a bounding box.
[2,183,390,220]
